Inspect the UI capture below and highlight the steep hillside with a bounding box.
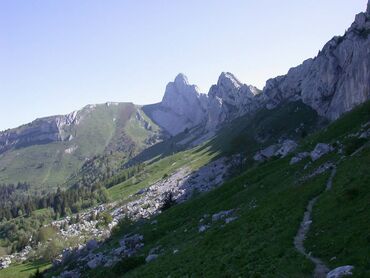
[42,101,370,278]
[0,103,162,190]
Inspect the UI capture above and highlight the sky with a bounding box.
[0,0,367,131]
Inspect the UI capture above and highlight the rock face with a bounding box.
[262,5,370,120]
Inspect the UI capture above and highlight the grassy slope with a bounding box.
[0,103,159,191]
[88,102,369,277]
[305,147,370,276]
[0,261,50,278]
[205,100,323,156]
[107,145,219,201]
[90,154,328,278]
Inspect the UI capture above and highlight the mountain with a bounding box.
[0,103,162,190]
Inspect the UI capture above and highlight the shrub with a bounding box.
[111,256,145,275]
[161,192,176,211]
[111,217,134,238]
[97,211,113,227]
[37,226,57,243]
[344,187,360,200]
[29,268,43,278]
[41,239,64,261]
[0,246,8,256]
[344,137,367,155]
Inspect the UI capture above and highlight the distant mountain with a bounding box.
[0,103,162,189]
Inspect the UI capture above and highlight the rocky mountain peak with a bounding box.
[161,74,202,109]
[367,0,370,14]
[174,73,189,86]
[217,72,243,90]
[146,74,207,136]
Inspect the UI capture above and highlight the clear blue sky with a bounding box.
[0,0,366,131]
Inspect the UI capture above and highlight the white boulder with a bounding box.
[327,265,354,278]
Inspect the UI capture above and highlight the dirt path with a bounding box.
[294,166,336,278]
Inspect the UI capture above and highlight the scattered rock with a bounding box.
[254,139,297,162]
[198,225,210,233]
[212,209,235,222]
[87,253,105,269]
[119,234,144,256]
[253,144,279,161]
[225,217,238,224]
[0,257,11,269]
[299,162,334,182]
[58,270,81,278]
